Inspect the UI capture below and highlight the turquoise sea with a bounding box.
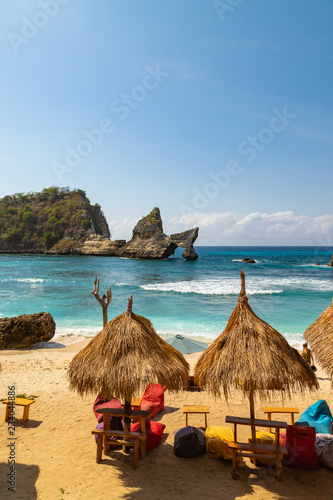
[0,247,332,349]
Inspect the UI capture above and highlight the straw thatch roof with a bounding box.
[68,297,189,401]
[303,300,333,377]
[195,271,318,400]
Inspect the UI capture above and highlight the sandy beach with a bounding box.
[0,336,332,500]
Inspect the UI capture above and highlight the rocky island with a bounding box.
[0,188,199,261]
[80,207,199,260]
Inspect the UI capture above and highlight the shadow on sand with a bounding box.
[0,462,39,500]
[94,440,333,500]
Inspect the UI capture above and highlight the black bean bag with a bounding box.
[174,426,205,458]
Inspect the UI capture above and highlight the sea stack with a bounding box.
[119,208,199,260]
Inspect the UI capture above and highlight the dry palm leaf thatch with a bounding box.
[303,300,333,377]
[68,296,189,402]
[195,271,318,401]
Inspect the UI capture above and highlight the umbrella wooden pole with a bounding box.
[249,389,256,445]
[123,400,131,453]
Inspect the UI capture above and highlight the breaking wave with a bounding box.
[140,276,333,296]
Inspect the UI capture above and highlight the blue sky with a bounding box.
[0,0,332,245]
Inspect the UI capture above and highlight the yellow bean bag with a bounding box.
[205,426,234,460]
[248,431,276,465]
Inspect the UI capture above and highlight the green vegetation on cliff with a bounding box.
[0,187,110,253]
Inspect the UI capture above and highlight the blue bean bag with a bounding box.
[297,400,332,434]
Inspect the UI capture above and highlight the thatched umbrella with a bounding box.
[303,299,333,379]
[68,296,189,429]
[195,271,318,444]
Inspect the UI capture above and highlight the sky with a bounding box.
[0,0,332,246]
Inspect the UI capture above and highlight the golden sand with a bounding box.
[0,336,332,500]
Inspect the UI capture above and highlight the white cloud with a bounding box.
[108,211,333,246]
[168,211,333,246]
[108,217,138,241]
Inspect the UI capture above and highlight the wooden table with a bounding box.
[93,408,151,468]
[121,398,142,411]
[262,406,299,432]
[183,405,210,428]
[225,415,288,481]
[3,398,35,424]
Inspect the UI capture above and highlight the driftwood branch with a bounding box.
[92,278,112,327]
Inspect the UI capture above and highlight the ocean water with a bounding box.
[0,246,332,349]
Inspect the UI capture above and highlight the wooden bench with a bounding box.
[91,429,145,468]
[3,398,35,424]
[94,407,151,468]
[262,406,299,432]
[225,415,288,481]
[183,405,210,428]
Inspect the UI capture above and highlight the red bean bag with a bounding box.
[131,419,166,452]
[280,425,319,469]
[93,394,122,423]
[140,384,166,418]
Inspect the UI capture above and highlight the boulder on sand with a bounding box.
[0,312,56,349]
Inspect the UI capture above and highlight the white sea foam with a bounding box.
[269,276,333,291]
[140,279,282,296]
[140,275,333,296]
[298,263,330,268]
[54,326,101,338]
[16,278,44,283]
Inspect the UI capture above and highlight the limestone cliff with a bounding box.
[119,208,178,259]
[0,187,110,254]
[0,189,199,260]
[81,207,199,260]
[170,228,199,261]
[328,254,333,267]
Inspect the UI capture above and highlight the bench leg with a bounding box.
[139,418,146,459]
[96,436,103,463]
[291,413,295,425]
[139,437,146,460]
[22,406,30,424]
[185,413,188,426]
[132,439,139,469]
[205,413,207,428]
[276,454,282,481]
[232,451,237,479]
[103,435,109,454]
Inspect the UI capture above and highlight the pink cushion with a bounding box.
[140,384,166,418]
[93,394,122,423]
[131,420,166,452]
